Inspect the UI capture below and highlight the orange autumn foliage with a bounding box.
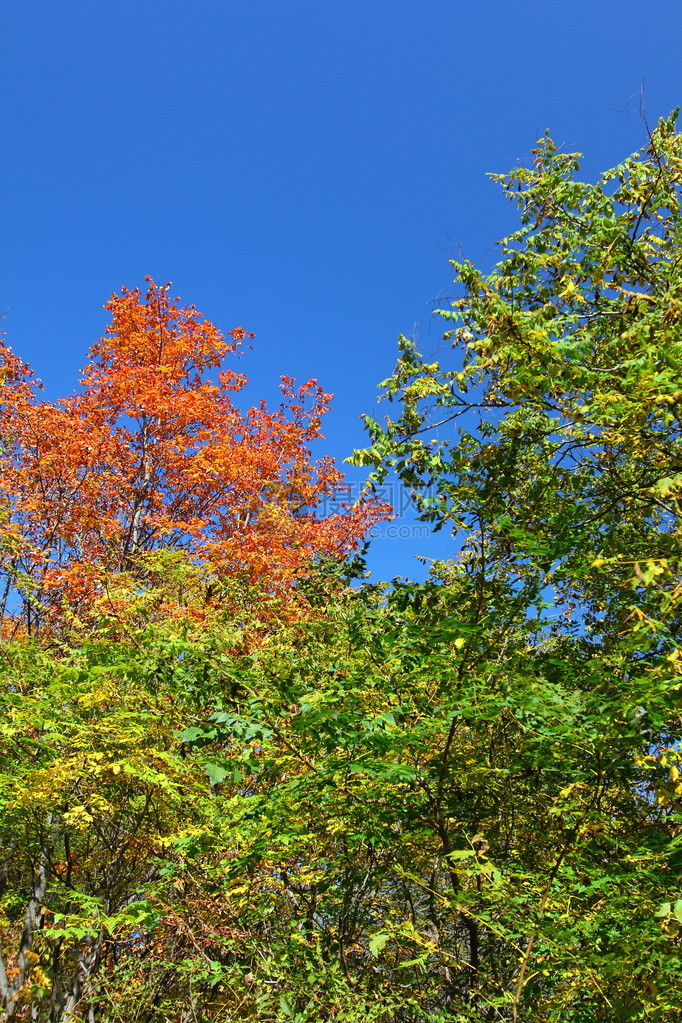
[0,279,387,634]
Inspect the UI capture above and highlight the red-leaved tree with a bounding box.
[0,279,387,634]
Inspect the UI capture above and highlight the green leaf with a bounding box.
[204,762,230,786]
[369,932,390,957]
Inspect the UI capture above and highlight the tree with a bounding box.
[342,110,682,1017]
[0,620,210,1022]
[0,279,386,636]
[203,573,681,1021]
[357,112,682,652]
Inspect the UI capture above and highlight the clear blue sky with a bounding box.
[3,0,681,579]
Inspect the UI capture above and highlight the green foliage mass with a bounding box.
[2,114,682,1021]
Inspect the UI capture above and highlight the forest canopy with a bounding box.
[1,114,681,1022]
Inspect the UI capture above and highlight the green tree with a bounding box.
[0,588,220,1022]
[189,570,679,1020]
[341,110,682,1017]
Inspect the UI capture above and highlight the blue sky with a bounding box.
[2,0,681,580]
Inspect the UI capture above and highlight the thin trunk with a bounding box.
[123,416,157,566]
[433,811,480,978]
[0,571,11,635]
[0,831,53,1019]
[47,942,63,1023]
[59,936,103,1023]
[0,839,17,898]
